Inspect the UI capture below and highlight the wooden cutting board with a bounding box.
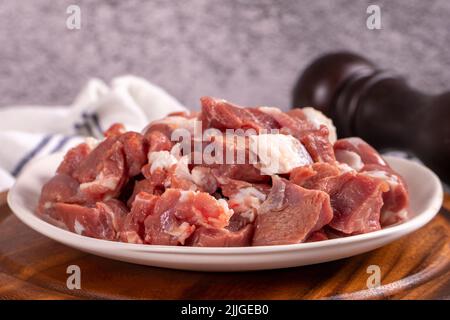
[0,191,449,300]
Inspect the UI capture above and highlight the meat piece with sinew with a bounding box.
[45,199,128,240]
[290,163,389,234]
[187,225,254,247]
[334,137,409,226]
[143,189,234,245]
[252,176,333,246]
[200,97,336,163]
[324,173,388,234]
[119,192,159,244]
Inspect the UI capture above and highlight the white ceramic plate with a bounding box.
[7,154,443,271]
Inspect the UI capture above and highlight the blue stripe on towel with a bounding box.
[74,112,103,138]
[11,134,53,176]
[90,113,103,137]
[83,112,103,137]
[74,112,94,136]
[50,135,74,153]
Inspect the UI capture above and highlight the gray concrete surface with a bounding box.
[0,0,449,111]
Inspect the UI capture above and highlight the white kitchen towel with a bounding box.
[0,75,186,192]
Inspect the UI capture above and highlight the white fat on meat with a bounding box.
[249,134,313,175]
[44,201,53,209]
[120,231,143,244]
[178,190,234,225]
[228,187,267,222]
[148,151,178,174]
[165,222,195,245]
[217,198,234,219]
[259,106,337,143]
[258,106,282,115]
[84,137,100,150]
[345,137,387,166]
[179,189,230,207]
[147,116,201,133]
[229,187,266,211]
[170,144,217,192]
[170,143,183,159]
[191,167,208,186]
[98,202,121,232]
[79,171,120,192]
[381,209,408,225]
[178,190,196,202]
[363,170,399,187]
[190,166,218,193]
[336,163,356,174]
[74,219,85,235]
[172,155,199,191]
[302,107,337,143]
[335,150,364,171]
[149,148,210,191]
[173,156,191,179]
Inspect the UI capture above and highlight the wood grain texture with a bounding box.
[0,191,449,300]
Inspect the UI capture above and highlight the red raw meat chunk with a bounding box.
[169,164,218,194]
[141,163,172,187]
[49,199,128,240]
[306,229,329,242]
[216,175,270,200]
[208,143,269,184]
[143,189,233,245]
[291,162,390,234]
[309,172,388,234]
[200,133,268,180]
[323,226,349,239]
[127,178,162,206]
[57,143,91,176]
[39,128,148,219]
[118,132,148,177]
[36,172,129,220]
[184,133,271,183]
[200,97,335,164]
[37,174,85,220]
[210,163,269,184]
[188,166,218,194]
[361,165,409,226]
[143,112,199,152]
[73,138,128,201]
[226,213,251,232]
[104,123,126,138]
[139,153,219,197]
[290,162,340,187]
[216,176,270,230]
[327,174,387,234]
[252,176,333,246]
[334,137,387,167]
[167,110,200,118]
[334,137,409,225]
[260,107,336,163]
[187,224,254,247]
[299,126,335,163]
[145,130,173,152]
[71,131,147,201]
[167,159,201,192]
[120,192,159,243]
[200,96,279,132]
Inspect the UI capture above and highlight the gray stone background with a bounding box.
[0,0,449,111]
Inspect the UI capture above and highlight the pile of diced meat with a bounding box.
[36,97,409,246]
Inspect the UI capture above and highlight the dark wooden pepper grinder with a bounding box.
[292,52,450,184]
